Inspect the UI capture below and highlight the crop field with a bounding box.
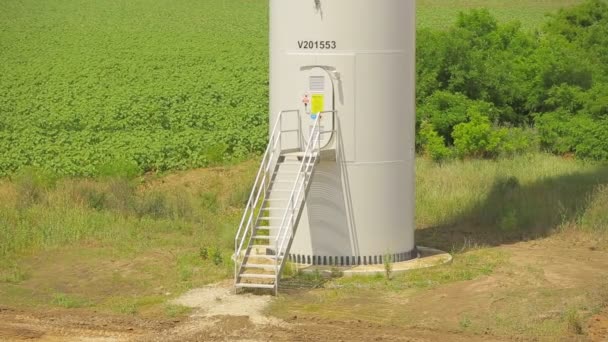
[0,0,585,177]
[0,0,269,175]
[1,0,607,341]
[417,0,584,29]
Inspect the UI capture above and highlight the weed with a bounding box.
[52,293,90,309]
[580,185,608,233]
[199,246,209,260]
[0,264,28,284]
[228,180,253,208]
[330,267,343,279]
[115,301,138,315]
[164,304,192,318]
[459,315,472,329]
[211,248,223,266]
[105,179,136,214]
[83,188,107,211]
[137,192,170,219]
[200,192,219,213]
[174,191,194,220]
[564,307,584,335]
[499,210,519,232]
[282,261,298,278]
[383,252,393,281]
[12,167,56,209]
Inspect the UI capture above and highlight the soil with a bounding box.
[1,238,607,342]
[589,311,608,342]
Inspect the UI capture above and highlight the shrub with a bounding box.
[137,192,170,219]
[418,91,496,145]
[497,126,539,157]
[12,167,58,208]
[535,110,579,154]
[211,247,223,266]
[419,121,452,162]
[452,107,503,158]
[536,112,608,160]
[574,118,608,161]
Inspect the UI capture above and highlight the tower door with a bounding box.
[299,66,335,149]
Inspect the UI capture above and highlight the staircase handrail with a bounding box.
[233,110,299,283]
[274,110,336,281]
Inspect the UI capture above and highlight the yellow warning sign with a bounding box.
[311,94,324,114]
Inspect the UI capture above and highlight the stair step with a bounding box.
[248,255,279,260]
[240,274,276,279]
[279,161,314,165]
[236,283,275,289]
[255,226,282,230]
[234,141,319,294]
[248,245,273,250]
[280,161,308,165]
[243,263,278,270]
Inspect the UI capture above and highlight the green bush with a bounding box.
[419,121,452,162]
[574,118,608,161]
[452,108,537,159]
[452,108,503,158]
[497,126,539,157]
[415,1,608,162]
[417,91,496,145]
[536,111,608,160]
[535,110,579,154]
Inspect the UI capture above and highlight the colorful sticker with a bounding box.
[311,94,324,114]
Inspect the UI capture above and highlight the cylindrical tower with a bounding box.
[269,0,416,265]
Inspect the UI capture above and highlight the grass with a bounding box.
[52,293,92,309]
[267,153,608,340]
[417,0,584,30]
[416,153,608,251]
[1,153,607,319]
[0,161,257,317]
[268,249,510,328]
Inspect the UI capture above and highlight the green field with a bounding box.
[0,0,588,176]
[0,0,269,175]
[417,0,583,29]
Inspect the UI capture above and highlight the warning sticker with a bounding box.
[311,94,324,114]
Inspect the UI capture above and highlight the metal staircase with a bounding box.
[234,110,326,294]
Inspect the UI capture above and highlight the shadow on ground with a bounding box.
[417,165,608,251]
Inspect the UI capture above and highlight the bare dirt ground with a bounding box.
[1,237,607,342]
